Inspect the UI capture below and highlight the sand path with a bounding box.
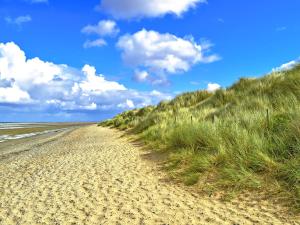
[0,126,298,225]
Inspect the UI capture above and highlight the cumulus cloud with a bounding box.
[117,29,219,83]
[74,64,126,95]
[82,102,97,110]
[117,29,219,73]
[82,20,119,48]
[272,59,299,72]
[150,90,168,98]
[82,20,119,37]
[133,70,149,82]
[207,82,221,92]
[99,0,206,19]
[0,84,31,103]
[0,42,172,119]
[83,39,107,48]
[133,70,169,86]
[117,99,135,109]
[5,15,32,26]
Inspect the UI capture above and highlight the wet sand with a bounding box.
[0,125,299,225]
[0,122,93,143]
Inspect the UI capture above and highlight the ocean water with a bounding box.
[0,123,44,129]
[0,123,67,143]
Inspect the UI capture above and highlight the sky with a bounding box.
[0,0,299,122]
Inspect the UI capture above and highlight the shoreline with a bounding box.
[0,122,94,142]
[0,124,92,161]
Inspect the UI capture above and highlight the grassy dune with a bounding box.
[100,65,300,209]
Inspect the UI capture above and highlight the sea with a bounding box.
[0,122,41,129]
[0,123,67,143]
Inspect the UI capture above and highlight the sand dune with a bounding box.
[0,126,298,225]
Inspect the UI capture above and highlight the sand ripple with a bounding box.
[0,126,298,225]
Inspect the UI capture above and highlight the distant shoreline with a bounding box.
[0,122,94,144]
[0,125,85,160]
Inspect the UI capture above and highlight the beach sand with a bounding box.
[0,125,298,225]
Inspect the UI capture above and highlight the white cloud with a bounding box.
[75,64,126,95]
[0,42,61,87]
[5,15,32,26]
[272,59,299,72]
[117,29,220,79]
[99,0,206,19]
[83,39,107,48]
[82,20,119,37]
[207,83,221,92]
[133,70,171,86]
[0,41,172,115]
[150,90,172,99]
[81,20,119,49]
[133,70,149,82]
[82,102,97,110]
[118,99,135,109]
[0,84,31,103]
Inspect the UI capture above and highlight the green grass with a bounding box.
[99,64,300,210]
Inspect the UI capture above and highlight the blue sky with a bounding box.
[0,0,299,122]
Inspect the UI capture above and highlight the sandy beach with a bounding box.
[0,125,298,225]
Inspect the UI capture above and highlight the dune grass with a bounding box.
[100,65,300,209]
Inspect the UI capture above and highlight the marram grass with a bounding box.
[100,65,300,209]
